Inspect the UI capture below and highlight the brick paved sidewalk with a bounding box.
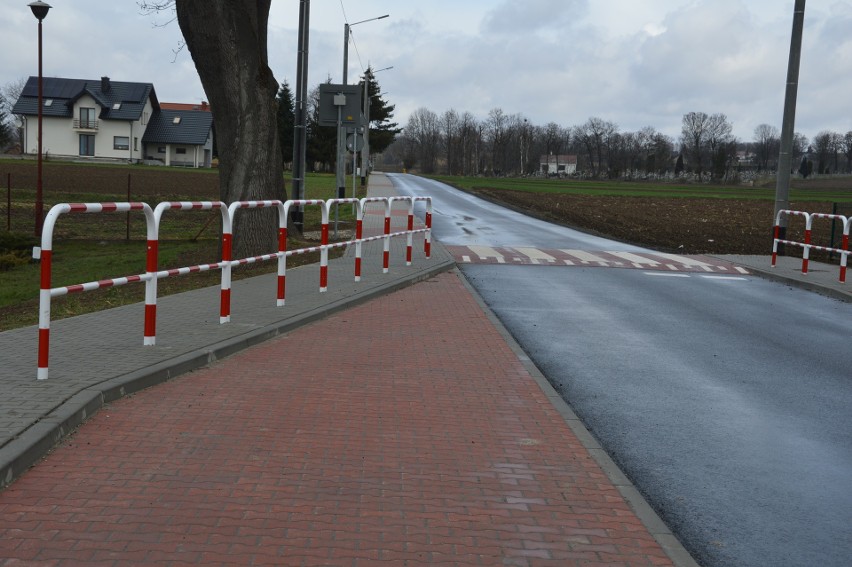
[0,271,678,566]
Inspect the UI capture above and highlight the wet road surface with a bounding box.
[390,173,852,567]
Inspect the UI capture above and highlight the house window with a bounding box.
[114,136,130,151]
[142,112,149,125]
[80,107,96,129]
[134,138,138,151]
[157,147,166,154]
[79,134,95,156]
[176,148,187,155]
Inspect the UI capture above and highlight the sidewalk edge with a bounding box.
[0,258,455,491]
[453,267,701,567]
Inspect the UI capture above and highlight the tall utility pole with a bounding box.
[338,15,388,200]
[774,0,806,250]
[291,0,310,232]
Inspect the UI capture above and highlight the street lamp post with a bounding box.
[338,14,388,201]
[29,1,51,237]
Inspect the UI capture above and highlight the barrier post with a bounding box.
[406,200,415,266]
[420,197,433,258]
[841,218,850,283]
[801,214,813,274]
[278,216,287,306]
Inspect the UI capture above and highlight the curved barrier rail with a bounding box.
[772,209,850,282]
[35,196,432,380]
[149,201,230,344]
[37,203,156,381]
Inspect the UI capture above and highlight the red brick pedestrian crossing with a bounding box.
[447,245,749,274]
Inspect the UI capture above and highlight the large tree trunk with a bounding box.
[176,0,284,258]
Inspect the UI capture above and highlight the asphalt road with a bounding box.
[389,173,852,567]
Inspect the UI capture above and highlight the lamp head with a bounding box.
[29,1,52,21]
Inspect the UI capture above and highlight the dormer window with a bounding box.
[112,102,121,110]
[173,116,181,124]
[44,99,53,107]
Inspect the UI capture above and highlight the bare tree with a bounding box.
[2,78,27,149]
[440,109,459,175]
[404,107,441,174]
[680,111,710,180]
[484,108,509,175]
[705,113,734,179]
[812,130,835,174]
[574,117,617,178]
[458,112,478,176]
[843,132,852,173]
[753,124,780,171]
[140,0,284,258]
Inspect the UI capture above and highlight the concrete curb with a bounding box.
[454,268,701,567]
[0,254,455,490]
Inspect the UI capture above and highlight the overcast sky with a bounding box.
[3,0,851,142]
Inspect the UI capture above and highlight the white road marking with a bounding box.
[609,251,661,267]
[700,275,749,281]
[512,247,557,264]
[644,272,691,278]
[561,250,610,266]
[655,253,714,268]
[469,245,506,264]
[735,267,749,274]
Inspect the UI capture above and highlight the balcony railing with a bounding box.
[73,119,99,131]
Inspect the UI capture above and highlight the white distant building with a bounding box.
[540,154,577,175]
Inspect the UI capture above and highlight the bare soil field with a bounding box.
[467,188,845,256]
[1,159,219,199]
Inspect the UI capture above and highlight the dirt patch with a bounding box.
[469,188,840,256]
[1,159,219,199]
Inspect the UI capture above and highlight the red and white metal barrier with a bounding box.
[148,201,230,344]
[37,202,156,380]
[772,209,850,282]
[223,200,288,322]
[35,195,433,380]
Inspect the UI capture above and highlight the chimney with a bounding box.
[101,76,111,93]
[201,101,209,111]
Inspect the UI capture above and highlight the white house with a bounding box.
[13,76,213,168]
[540,154,578,175]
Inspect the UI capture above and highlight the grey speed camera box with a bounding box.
[318,84,362,127]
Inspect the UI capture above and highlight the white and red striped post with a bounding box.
[841,218,850,283]
[801,214,813,274]
[414,196,433,258]
[382,200,392,273]
[37,202,154,380]
[406,199,415,266]
[220,211,234,324]
[355,204,364,281]
[277,211,287,307]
